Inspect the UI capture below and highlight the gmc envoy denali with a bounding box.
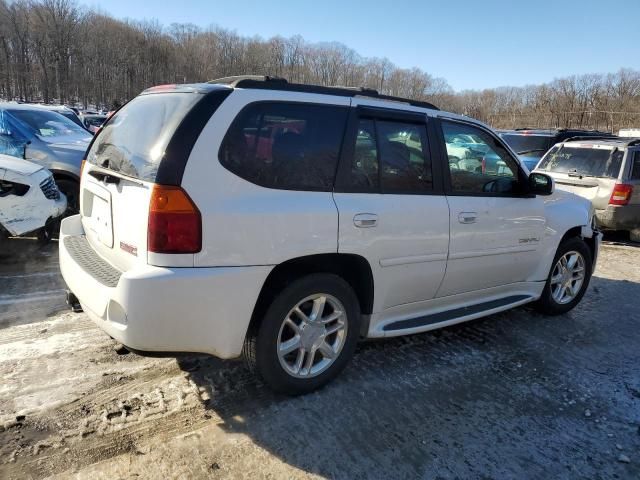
[60,76,601,394]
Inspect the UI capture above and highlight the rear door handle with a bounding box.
[354,213,378,228]
[458,212,477,224]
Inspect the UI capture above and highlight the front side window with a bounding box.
[442,121,521,195]
[0,112,27,158]
[219,102,349,191]
[346,117,433,193]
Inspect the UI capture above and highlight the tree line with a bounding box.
[1,0,639,132]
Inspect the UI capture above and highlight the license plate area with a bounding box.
[82,181,113,248]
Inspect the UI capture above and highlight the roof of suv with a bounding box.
[500,128,614,137]
[206,75,441,111]
[561,137,640,148]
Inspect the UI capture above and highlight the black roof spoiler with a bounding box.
[208,75,439,111]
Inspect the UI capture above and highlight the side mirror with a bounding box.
[529,172,554,195]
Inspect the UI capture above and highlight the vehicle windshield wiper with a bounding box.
[567,170,595,178]
[516,148,547,155]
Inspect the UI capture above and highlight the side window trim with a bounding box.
[434,116,532,198]
[334,107,444,195]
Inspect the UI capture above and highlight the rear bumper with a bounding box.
[59,214,272,358]
[595,205,640,231]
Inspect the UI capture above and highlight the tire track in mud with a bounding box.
[0,243,66,329]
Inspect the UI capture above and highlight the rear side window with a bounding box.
[631,151,640,180]
[538,145,623,178]
[87,92,204,181]
[219,102,349,191]
[346,117,433,193]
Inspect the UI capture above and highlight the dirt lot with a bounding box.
[0,239,639,479]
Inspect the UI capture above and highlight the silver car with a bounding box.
[0,104,93,213]
[536,137,640,241]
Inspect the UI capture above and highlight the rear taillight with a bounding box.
[609,184,633,206]
[148,185,201,254]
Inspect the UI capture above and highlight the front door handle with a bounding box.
[354,213,378,228]
[458,212,477,224]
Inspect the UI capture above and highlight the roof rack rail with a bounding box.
[563,135,620,143]
[207,75,439,111]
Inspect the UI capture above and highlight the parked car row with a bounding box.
[0,103,93,213]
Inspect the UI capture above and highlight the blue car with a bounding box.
[0,104,92,212]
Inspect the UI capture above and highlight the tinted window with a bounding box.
[443,121,520,195]
[350,119,379,190]
[377,120,432,192]
[631,151,640,180]
[346,117,432,193]
[220,102,348,191]
[87,92,202,181]
[501,134,550,155]
[538,145,623,178]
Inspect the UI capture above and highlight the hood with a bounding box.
[0,154,43,177]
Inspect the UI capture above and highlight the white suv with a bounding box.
[59,76,601,394]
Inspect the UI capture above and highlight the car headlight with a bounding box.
[0,180,30,197]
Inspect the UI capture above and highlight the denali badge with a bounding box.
[519,237,540,244]
[120,241,138,256]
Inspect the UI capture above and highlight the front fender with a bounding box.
[530,189,594,282]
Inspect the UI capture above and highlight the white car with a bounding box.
[0,154,66,243]
[59,76,601,394]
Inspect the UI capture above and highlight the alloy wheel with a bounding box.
[277,293,348,378]
[550,250,586,305]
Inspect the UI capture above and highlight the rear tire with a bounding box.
[243,273,361,395]
[534,236,592,315]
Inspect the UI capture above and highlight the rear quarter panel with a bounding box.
[182,89,351,267]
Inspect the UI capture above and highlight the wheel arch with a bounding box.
[247,253,374,337]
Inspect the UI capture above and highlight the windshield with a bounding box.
[8,109,88,137]
[86,92,201,181]
[501,134,550,154]
[538,145,623,178]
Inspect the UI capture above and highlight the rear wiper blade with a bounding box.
[517,148,546,155]
[567,171,595,178]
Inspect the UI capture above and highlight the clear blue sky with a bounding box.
[92,0,640,92]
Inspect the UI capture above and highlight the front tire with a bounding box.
[55,178,79,216]
[535,237,593,315]
[243,273,361,395]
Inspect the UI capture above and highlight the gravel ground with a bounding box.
[0,239,639,479]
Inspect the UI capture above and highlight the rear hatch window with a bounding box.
[86,92,203,182]
[538,144,623,178]
[500,134,550,156]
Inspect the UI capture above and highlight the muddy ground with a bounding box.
[0,238,639,479]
